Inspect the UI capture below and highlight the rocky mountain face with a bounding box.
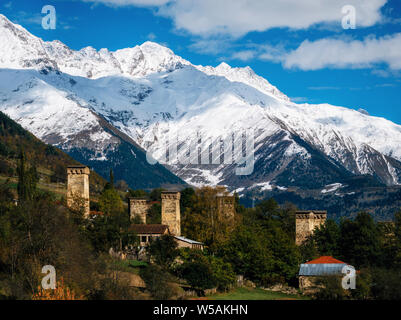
[1,14,401,217]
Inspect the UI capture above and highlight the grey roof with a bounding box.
[299,263,354,276]
[174,236,203,245]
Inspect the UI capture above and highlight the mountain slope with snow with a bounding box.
[1,13,401,198]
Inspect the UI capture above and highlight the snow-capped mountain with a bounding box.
[1,13,401,196]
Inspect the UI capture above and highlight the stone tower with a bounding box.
[217,195,235,220]
[67,165,90,217]
[161,191,181,236]
[129,198,149,223]
[295,211,327,245]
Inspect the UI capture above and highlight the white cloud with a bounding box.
[189,38,233,55]
[82,0,387,37]
[230,50,256,61]
[280,33,401,70]
[160,0,386,37]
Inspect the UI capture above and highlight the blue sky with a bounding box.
[2,0,401,123]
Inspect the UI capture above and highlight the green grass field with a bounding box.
[207,287,308,300]
[112,259,148,274]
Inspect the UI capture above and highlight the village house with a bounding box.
[298,256,355,293]
[129,224,170,247]
[129,224,204,250]
[174,236,204,250]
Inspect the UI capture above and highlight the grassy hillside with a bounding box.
[206,287,307,300]
[0,111,106,198]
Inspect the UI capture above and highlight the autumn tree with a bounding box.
[182,186,236,251]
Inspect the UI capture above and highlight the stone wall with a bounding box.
[129,198,150,223]
[67,166,90,217]
[295,211,327,245]
[161,191,181,236]
[217,195,235,220]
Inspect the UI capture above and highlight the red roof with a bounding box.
[306,256,345,264]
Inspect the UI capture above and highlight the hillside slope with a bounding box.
[0,110,106,196]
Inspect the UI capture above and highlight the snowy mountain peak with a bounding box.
[0,13,13,25]
[3,13,401,192]
[197,62,290,101]
[216,62,232,70]
[0,14,290,101]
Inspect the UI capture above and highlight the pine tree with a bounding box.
[16,149,38,203]
[17,149,27,202]
[109,169,114,189]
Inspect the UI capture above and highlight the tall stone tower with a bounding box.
[67,165,90,217]
[217,195,235,220]
[161,191,181,236]
[295,211,327,245]
[129,198,149,223]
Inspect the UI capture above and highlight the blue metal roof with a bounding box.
[299,263,354,276]
[174,236,203,245]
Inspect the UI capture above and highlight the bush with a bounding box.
[180,261,216,290]
[147,235,179,269]
[314,276,348,300]
[140,265,178,300]
[177,250,235,291]
[371,268,401,300]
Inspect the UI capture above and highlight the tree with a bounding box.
[177,249,235,291]
[339,212,382,268]
[182,186,235,252]
[109,169,114,188]
[180,187,195,214]
[147,203,161,224]
[140,264,178,300]
[147,235,179,270]
[370,268,401,300]
[218,225,274,284]
[98,189,124,217]
[299,235,319,263]
[180,261,216,290]
[127,189,148,199]
[16,149,37,202]
[208,256,236,291]
[393,210,401,268]
[103,168,115,191]
[115,180,128,192]
[313,219,341,257]
[0,191,99,298]
[149,188,164,201]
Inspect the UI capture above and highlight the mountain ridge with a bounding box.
[1,13,401,213]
